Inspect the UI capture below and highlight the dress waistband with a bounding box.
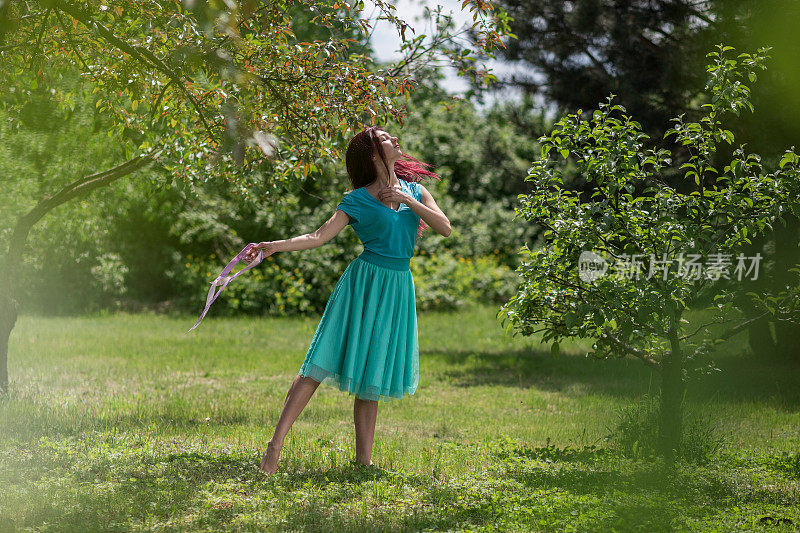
[357,249,411,271]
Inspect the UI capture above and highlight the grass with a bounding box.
[1,303,798,531]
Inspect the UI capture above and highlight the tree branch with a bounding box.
[686,310,771,360]
[53,8,89,72]
[19,150,162,231]
[686,6,715,26]
[598,333,660,367]
[4,150,162,295]
[715,311,771,342]
[149,78,174,128]
[679,314,735,341]
[28,8,51,70]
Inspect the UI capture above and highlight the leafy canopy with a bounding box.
[0,0,512,192]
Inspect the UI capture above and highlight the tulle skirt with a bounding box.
[298,249,419,402]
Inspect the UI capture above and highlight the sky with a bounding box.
[363,0,531,110]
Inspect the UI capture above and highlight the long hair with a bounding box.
[345,126,440,239]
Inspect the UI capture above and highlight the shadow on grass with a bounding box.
[273,467,504,531]
[431,346,800,408]
[508,463,794,527]
[3,451,503,532]
[432,346,656,398]
[689,354,800,408]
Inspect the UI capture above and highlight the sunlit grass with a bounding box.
[1,303,798,531]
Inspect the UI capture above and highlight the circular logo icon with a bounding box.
[578,250,608,283]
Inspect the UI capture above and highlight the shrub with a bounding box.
[412,250,520,311]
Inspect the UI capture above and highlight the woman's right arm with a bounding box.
[245,209,351,262]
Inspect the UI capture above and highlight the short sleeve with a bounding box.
[337,191,360,225]
[410,181,422,202]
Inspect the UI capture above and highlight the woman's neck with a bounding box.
[371,163,400,188]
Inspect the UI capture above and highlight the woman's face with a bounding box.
[375,129,401,161]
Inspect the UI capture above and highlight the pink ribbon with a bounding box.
[186,243,264,333]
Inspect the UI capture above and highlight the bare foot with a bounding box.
[259,440,281,474]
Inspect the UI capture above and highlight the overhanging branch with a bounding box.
[20,150,162,229]
[3,149,162,300]
[54,1,216,144]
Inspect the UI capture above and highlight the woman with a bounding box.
[245,126,452,474]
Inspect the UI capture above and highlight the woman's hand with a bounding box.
[244,241,276,264]
[378,184,412,207]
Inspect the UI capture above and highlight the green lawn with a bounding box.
[1,303,798,531]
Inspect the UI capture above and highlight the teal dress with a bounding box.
[298,178,422,402]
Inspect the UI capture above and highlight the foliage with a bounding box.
[88,253,129,305]
[499,45,800,368]
[0,0,511,189]
[412,250,519,311]
[167,243,349,317]
[466,0,716,139]
[163,247,519,317]
[0,93,131,314]
[704,0,800,153]
[415,195,538,271]
[399,89,547,203]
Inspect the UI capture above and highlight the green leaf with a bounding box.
[779,152,798,169]
[722,130,734,144]
[565,312,577,328]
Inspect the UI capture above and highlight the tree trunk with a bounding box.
[659,322,685,464]
[734,291,776,356]
[0,292,18,393]
[749,315,777,356]
[0,216,30,393]
[772,213,800,360]
[730,223,778,357]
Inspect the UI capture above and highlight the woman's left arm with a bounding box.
[382,184,451,237]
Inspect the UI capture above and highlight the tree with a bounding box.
[464,0,717,138]
[0,0,512,392]
[498,46,800,461]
